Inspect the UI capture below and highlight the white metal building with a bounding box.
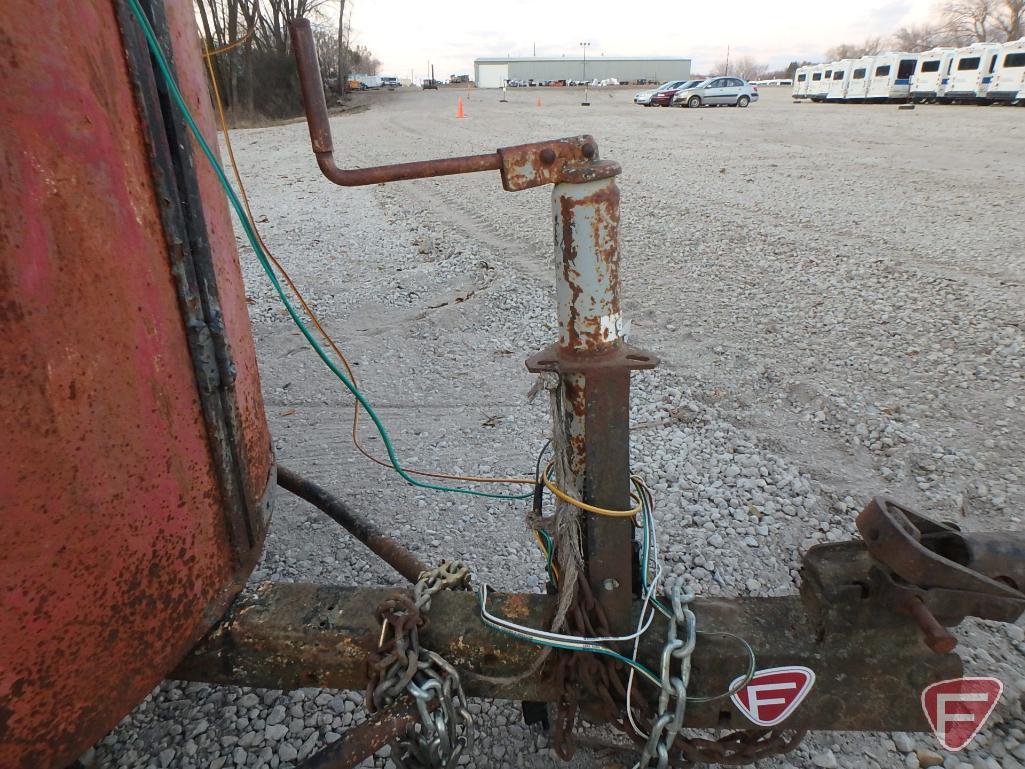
[473,56,691,88]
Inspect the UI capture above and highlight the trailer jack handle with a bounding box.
[289,18,620,192]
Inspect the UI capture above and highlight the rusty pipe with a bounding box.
[296,700,426,769]
[288,18,501,186]
[276,466,427,582]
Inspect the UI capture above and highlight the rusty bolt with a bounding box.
[539,148,556,165]
[581,143,596,159]
[906,596,957,654]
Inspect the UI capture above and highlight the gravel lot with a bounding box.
[93,87,1024,769]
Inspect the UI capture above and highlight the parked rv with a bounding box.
[866,53,919,101]
[808,65,831,101]
[987,38,1025,102]
[944,43,1003,102]
[826,60,855,101]
[792,66,811,99]
[910,48,957,102]
[845,57,874,101]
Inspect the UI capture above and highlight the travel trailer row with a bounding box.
[793,38,1025,105]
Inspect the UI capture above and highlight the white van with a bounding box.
[845,56,875,101]
[910,48,957,101]
[826,60,856,101]
[793,66,811,99]
[866,53,919,101]
[987,39,1025,102]
[944,42,1003,102]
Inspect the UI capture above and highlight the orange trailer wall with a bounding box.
[0,1,272,767]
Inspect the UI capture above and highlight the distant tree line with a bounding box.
[194,0,380,122]
[706,0,1023,82]
[829,0,1023,59]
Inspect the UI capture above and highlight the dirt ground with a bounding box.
[97,87,1025,769]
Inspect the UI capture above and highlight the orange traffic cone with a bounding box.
[536,96,542,108]
[456,96,466,119]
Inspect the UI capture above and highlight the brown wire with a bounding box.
[201,45,534,488]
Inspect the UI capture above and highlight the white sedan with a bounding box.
[634,80,688,105]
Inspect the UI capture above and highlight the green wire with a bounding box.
[127,0,531,501]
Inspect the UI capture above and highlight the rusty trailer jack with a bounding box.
[181,20,1025,769]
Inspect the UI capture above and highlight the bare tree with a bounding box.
[892,23,948,51]
[193,0,377,120]
[994,0,1025,39]
[826,36,886,60]
[337,0,347,95]
[940,0,999,41]
[712,55,767,80]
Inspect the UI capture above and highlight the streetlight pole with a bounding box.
[580,41,590,106]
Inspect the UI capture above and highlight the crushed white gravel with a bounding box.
[90,87,1024,769]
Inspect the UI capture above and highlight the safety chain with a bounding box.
[549,572,804,767]
[638,577,695,769]
[551,572,635,759]
[366,560,474,768]
[674,728,807,767]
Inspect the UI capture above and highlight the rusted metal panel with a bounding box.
[175,581,962,731]
[163,0,274,535]
[0,2,270,767]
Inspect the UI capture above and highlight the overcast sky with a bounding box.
[337,0,937,80]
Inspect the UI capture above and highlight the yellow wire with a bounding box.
[532,530,560,584]
[202,22,256,58]
[541,460,643,518]
[202,41,535,489]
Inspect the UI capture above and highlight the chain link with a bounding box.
[637,577,695,769]
[367,561,474,768]
[549,570,804,768]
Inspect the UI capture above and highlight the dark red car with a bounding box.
[650,79,702,106]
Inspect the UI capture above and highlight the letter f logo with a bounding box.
[922,677,1003,751]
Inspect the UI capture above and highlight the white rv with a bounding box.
[945,42,1003,102]
[845,56,875,101]
[791,67,807,97]
[826,59,856,101]
[792,66,811,99]
[866,53,919,101]
[910,48,957,101]
[807,65,830,101]
[987,38,1025,103]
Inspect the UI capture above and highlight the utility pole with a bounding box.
[580,41,590,106]
[725,44,730,76]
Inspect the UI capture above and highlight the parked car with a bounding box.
[671,77,759,107]
[641,80,699,106]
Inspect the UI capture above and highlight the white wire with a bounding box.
[479,582,658,645]
[626,478,663,740]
